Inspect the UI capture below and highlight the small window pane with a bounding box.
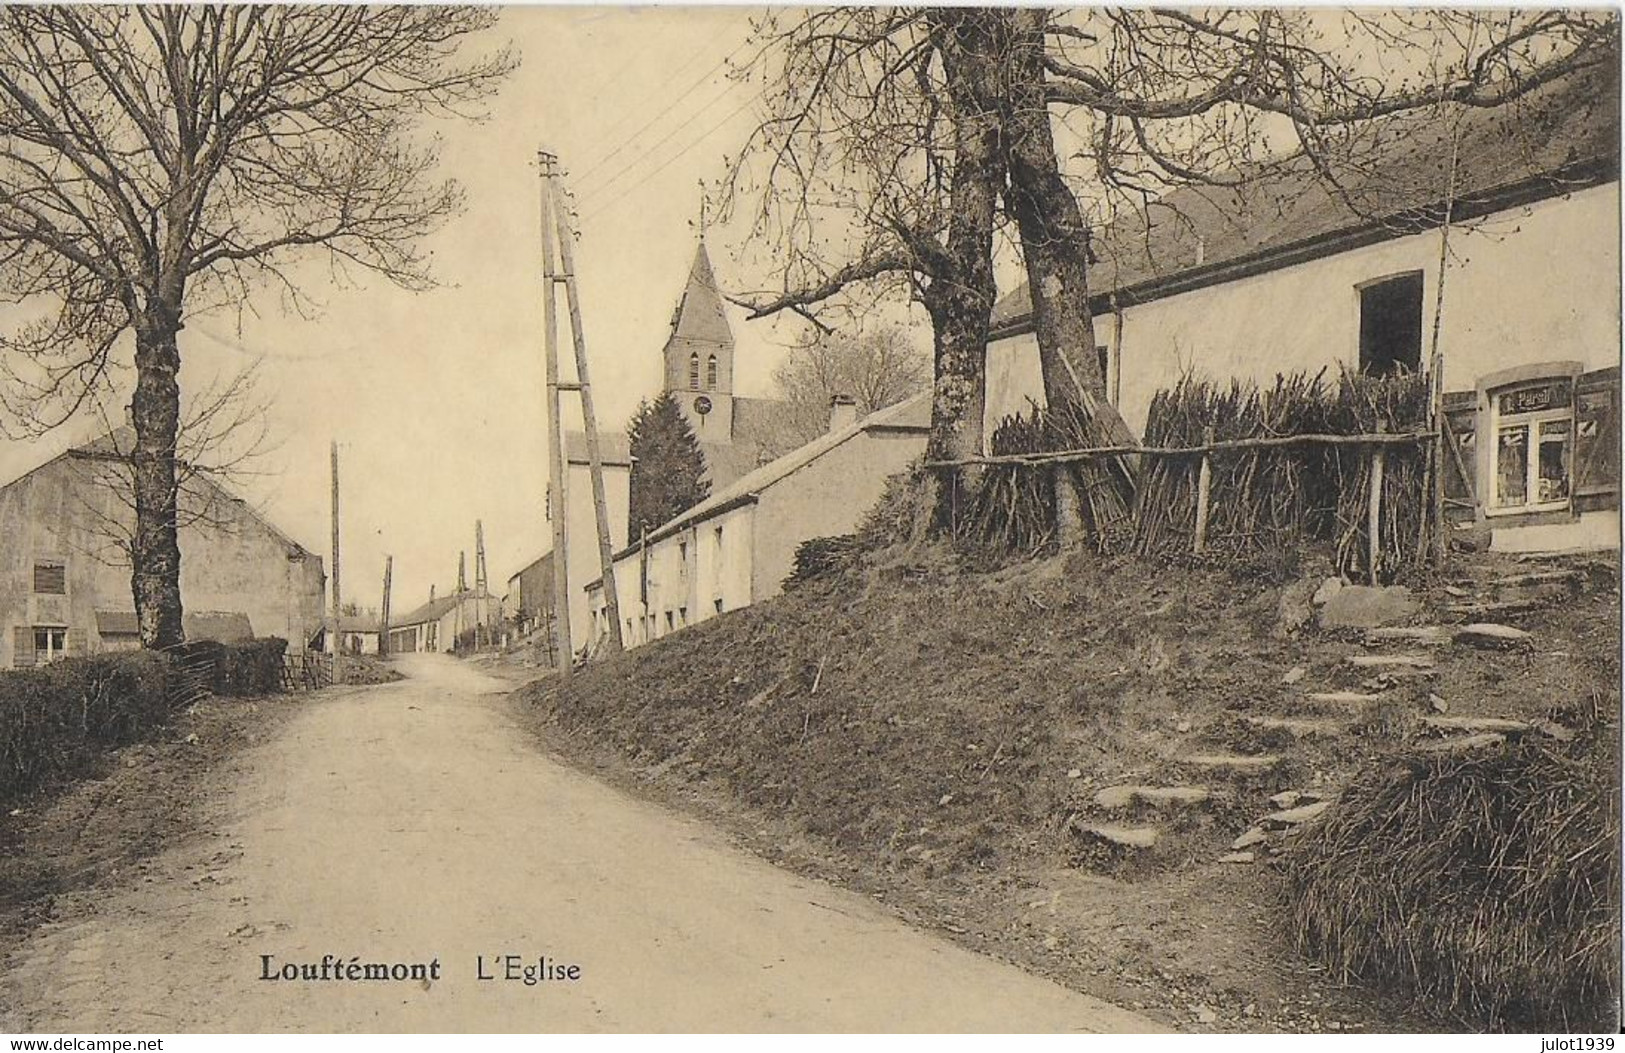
[1497,425,1528,505]
[1538,420,1571,503]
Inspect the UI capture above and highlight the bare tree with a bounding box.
[0,6,514,648]
[66,364,279,572]
[728,8,1616,489]
[767,325,929,455]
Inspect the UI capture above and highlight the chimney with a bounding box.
[828,393,858,433]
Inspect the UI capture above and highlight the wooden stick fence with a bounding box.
[929,426,1439,577]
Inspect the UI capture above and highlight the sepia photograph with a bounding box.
[0,3,1617,1038]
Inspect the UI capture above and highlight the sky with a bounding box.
[0,7,818,616]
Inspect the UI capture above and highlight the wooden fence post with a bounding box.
[1193,426,1214,554]
[1368,423,1387,585]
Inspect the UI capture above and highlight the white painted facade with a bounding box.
[986,182,1621,552]
[586,396,930,652]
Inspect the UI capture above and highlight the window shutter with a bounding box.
[1572,368,1620,500]
[1440,390,1479,521]
[13,627,35,668]
[66,627,87,658]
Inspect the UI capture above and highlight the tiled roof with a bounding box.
[992,58,1620,329]
[97,609,257,642]
[563,430,633,467]
[390,587,495,628]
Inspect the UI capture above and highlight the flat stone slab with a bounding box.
[1261,801,1331,828]
[1318,584,1420,630]
[1418,732,1506,752]
[1268,789,1325,809]
[1093,785,1211,810]
[1076,823,1160,849]
[1453,623,1535,649]
[1231,827,1268,850]
[1365,626,1450,646]
[1217,851,1256,864]
[1244,715,1340,739]
[1177,752,1281,772]
[1423,715,1530,734]
[1304,691,1385,708]
[1346,653,1436,669]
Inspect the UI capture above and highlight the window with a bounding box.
[32,562,65,595]
[714,598,724,615]
[688,352,700,390]
[678,606,688,626]
[33,627,65,664]
[706,354,718,390]
[665,611,675,632]
[1488,379,1574,515]
[1358,272,1423,376]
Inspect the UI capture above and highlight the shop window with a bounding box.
[1488,378,1574,515]
[1358,272,1423,376]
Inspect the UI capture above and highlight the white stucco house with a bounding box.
[585,392,930,651]
[986,60,1620,553]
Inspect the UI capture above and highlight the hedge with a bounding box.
[172,637,287,697]
[0,650,175,805]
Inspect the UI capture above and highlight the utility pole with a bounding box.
[475,519,488,650]
[329,441,344,687]
[379,555,393,659]
[542,147,625,655]
[455,550,466,650]
[539,149,574,675]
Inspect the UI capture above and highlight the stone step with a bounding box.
[1423,715,1531,735]
[1073,822,1161,849]
[1243,715,1343,739]
[1303,691,1385,710]
[1418,732,1506,752]
[1093,785,1211,811]
[1453,623,1535,650]
[1490,569,1583,590]
[1364,626,1450,647]
[1231,827,1269,850]
[1260,800,1331,828]
[1217,851,1256,864]
[1176,751,1282,772]
[1346,653,1436,670]
[1267,789,1328,809]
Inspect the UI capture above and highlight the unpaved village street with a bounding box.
[0,656,1156,1033]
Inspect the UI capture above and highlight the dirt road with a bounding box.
[0,655,1157,1033]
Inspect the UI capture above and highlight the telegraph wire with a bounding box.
[574,82,742,209]
[578,93,758,224]
[571,36,753,185]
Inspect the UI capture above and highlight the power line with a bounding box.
[572,36,753,185]
[578,93,758,224]
[574,82,741,208]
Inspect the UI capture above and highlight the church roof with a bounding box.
[665,241,734,348]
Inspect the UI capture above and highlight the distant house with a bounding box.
[585,391,929,650]
[384,587,502,654]
[985,61,1620,553]
[505,551,556,639]
[326,613,382,656]
[0,429,325,667]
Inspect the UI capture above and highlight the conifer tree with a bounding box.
[627,393,711,539]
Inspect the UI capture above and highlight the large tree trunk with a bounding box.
[130,297,185,651]
[923,9,1010,529]
[1003,9,1107,409]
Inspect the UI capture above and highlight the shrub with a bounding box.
[1284,733,1621,1031]
[218,637,286,696]
[0,651,175,805]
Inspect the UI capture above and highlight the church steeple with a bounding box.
[662,238,736,442]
